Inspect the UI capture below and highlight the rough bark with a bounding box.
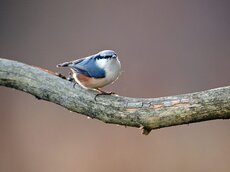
[0,58,230,134]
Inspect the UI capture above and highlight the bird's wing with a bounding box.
[72,56,105,78]
[56,58,84,67]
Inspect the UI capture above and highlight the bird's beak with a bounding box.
[112,54,117,58]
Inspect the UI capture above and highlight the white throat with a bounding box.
[96,58,121,83]
[96,58,108,68]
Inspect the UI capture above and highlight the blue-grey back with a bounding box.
[72,55,106,78]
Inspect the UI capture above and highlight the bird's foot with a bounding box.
[94,89,115,101]
[73,82,79,88]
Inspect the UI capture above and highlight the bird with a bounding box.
[57,50,121,95]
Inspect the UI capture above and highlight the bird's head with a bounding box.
[94,50,119,69]
[96,50,117,60]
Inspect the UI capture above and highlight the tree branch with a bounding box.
[0,58,230,134]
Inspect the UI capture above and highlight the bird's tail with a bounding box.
[56,61,72,68]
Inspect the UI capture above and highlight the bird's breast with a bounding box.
[104,59,121,82]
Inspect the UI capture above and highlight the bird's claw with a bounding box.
[94,91,115,101]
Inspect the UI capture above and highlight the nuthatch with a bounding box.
[57,50,121,94]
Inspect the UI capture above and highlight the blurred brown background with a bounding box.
[0,0,230,172]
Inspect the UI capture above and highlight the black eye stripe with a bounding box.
[95,55,113,59]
